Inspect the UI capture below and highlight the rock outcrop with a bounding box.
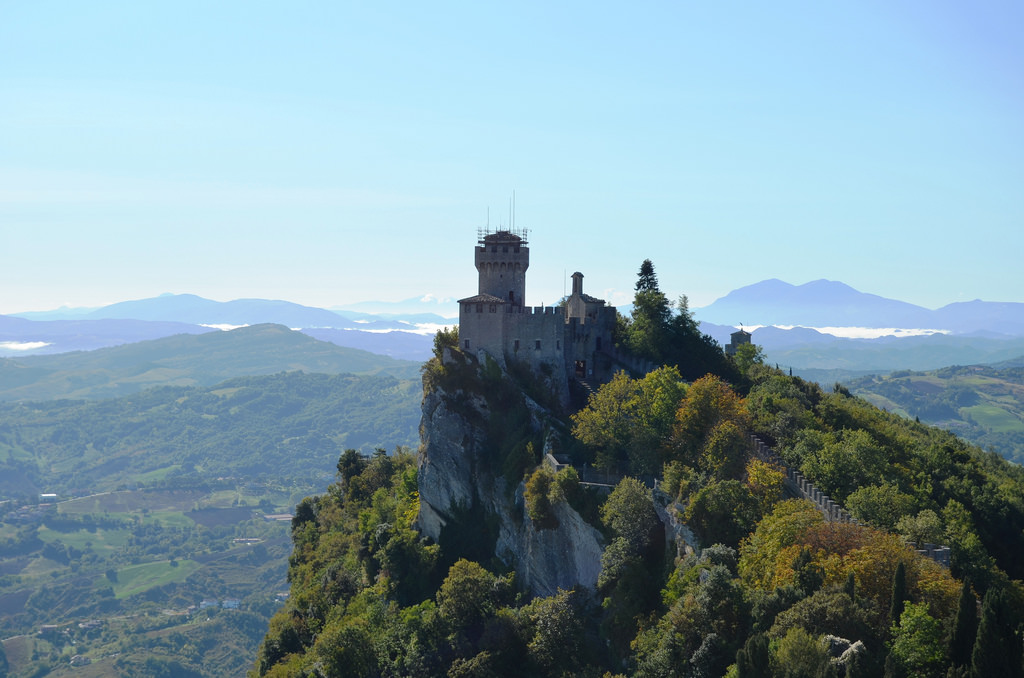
[417,348,605,596]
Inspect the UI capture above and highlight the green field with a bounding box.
[130,464,182,484]
[962,403,1023,432]
[37,525,131,554]
[113,559,201,599]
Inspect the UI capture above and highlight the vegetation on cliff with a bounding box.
[255,262,1024,677]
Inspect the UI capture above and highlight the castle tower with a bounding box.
[475,229,529,307]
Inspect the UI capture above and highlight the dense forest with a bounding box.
[255,261,1024,677]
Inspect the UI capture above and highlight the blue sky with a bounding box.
[2,1,1021,316]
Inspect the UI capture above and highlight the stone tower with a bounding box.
[475,229,529,307]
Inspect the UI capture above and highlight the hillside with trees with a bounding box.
[253,261,1024,677]
[0,371,420,678]
[846,364,1024,465]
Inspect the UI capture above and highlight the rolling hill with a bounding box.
[0,324,421,401]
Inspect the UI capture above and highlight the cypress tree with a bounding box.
[970,587,1024,678]
[792,545,824,594]
[736,633,770,678]
[889,561,908,626]
[844,571,856,601]
[950,579,977,669]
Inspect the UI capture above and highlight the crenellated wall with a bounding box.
[749,434,951,568]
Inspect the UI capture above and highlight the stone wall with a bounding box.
[749,434,951,568]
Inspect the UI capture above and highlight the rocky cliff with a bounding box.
[416,348,605,596]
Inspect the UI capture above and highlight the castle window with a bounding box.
[489,304,496,313]
[535,340,541,350]
[557,340,561,350]
[596,337,602,351]
[491,246,497,252]
[514,340,519,351]
[464,340,470,349]
[503,246,508,253]
[476,303,483,313]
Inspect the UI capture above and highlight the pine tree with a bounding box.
[635,258,659,292]
[950,580,977,669]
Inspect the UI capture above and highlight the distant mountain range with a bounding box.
[5,283,1024,379]
[3,294,449,359]
[694,279,1024,336]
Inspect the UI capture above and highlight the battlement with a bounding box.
[458,228,618,397]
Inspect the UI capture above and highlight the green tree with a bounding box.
[524,466,558,529]
[792,546,824,595]
[636,258,659,292]
[770,589,879,651]
[701,419,750,480]
[685,479,761,547]
[949,580,978,670]
[522,589,583,675]
[313,620,379,678]
[772,627,835,678]
[895,509,945,547]
[337,448,367,488]
[890,561,909,625]
[601,477,661,555]
[846,483,917,531]
[800,429,887,503]
[437,559,513,645]
[736,632,771,678]
[672,373,748,468]
[889,602,948,678]
[432,325,459,360]
[970,587,1024,678]
[571,366,686,473]
[732,341,765,378]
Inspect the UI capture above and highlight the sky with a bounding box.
[2,1,1022,316]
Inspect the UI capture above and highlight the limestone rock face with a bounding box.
[416,383,484,541]
[495,490,605,596]
[416,350,605,597]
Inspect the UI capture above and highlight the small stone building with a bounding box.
[458,229,618,397]
[724,329,752,356]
